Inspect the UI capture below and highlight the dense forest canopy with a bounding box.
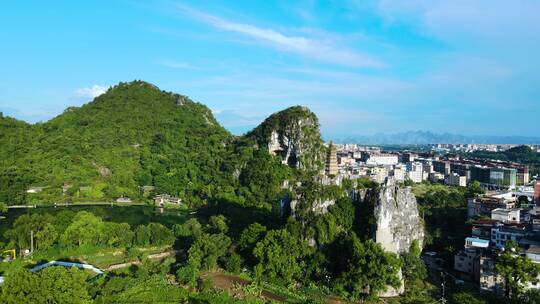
[0,81,316,209]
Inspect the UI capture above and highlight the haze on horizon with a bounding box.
[1,1,539,138]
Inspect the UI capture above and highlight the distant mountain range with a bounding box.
[334,131,540,145]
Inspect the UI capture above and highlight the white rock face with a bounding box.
[372,177,424,297]
[373,178,424,254]
[265,116,323,171]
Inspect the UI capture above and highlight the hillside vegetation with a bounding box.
[0,81,317,210]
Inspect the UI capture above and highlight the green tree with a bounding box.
[0,267,90,304]
[4,213,54,250]
[173,218,202,238]
[402,240,427,283]
[253,229,309,285]
[449,292,487,304]
[147,222,175,246]
[188,233,231,270]
[466,181,485,198]
[495,248,540,298]
[60,211,104,247]
[239,223,267,257]
[134,224,152,246]
[35,223,58,250]
[176,264,199,286]
[224,253,243,274]
[207,214,229,234]
[102,222,133,247]
[0,202,8,213]
[328,234,402,299]
[519,289,540,304]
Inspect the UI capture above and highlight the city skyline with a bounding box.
[1,1,539,137]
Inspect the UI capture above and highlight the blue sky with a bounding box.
[1,0,539,138]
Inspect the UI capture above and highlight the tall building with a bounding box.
[516,166,530,185]
[447,173,467,187]
[325,142,338,176]
[535,182,540,205]
[406,162,424,183]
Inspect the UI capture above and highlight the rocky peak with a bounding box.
[372,177,424,254]
[246,106,325,172]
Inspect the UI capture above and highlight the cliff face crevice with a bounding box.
[360,178,424,298]
[247,106,324,172]
[372,178,424,255]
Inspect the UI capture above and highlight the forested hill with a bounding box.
[0,81,323,208]
[0,81,232,205]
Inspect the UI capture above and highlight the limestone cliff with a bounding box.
[246,106,325,172]
[371,177,424,254]
[368,177,424,297]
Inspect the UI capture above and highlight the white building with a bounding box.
[365,154,399,166]
[491,208,520,223]
[391,165,406,182]
[447,173,467,187]
[429,172,445,183]
[369,166,388,184]
[406,162,424,183]
[524,247,540,291]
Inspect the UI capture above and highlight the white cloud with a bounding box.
[74,85,109,98]
[175,5,384,68]
[374,0,540,47]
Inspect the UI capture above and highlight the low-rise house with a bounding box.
[479,253,505,295]
[455,248,481,280]
[154,194,182,206]
[528,207,540,232]
[455,237,490,281]
[491,208,520,223]
[116,197,132,203]
[471,219,499,240]
[491,223,527,249]
[26,186,45,193]
[467,196,515,218]
[525,245,540,263]
[465,237,490,249]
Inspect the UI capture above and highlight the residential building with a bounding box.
[400,152,417,163]
[491,224,527,249]
[479,254,505,295]
[433,160,451,175]
[154,194,182,205]
[525,246,540,291]
[406,162,424,183]
[465,237,490,249]
[467,196,515,218]
[529,207,540,232]
[471,219,499,240]
[535,182,540,205]
[116,197,132,203]
[428,172,444,183]
[26,186,45,193]
[516,166,530,185]
[447,173,467,187]
[455,248,481,280]
[363,153,399,166]
[391,165,405,181]
[369,166,388,184]
[526,246,540,263]
[491,208,520,223]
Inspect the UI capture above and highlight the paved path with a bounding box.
[29,260,104,275]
